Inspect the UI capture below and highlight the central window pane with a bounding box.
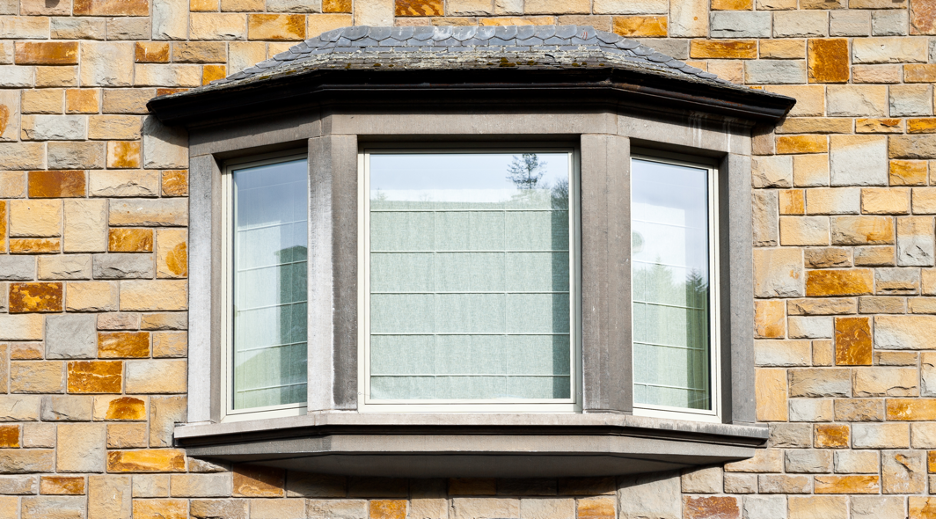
[367,152,572,401]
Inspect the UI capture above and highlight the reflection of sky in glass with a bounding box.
[371,153,568,204]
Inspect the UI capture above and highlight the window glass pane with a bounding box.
[631,158,712,411]
[232,158,308,410]
[369,152,572,401]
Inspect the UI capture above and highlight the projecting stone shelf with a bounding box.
[175,413,768,478]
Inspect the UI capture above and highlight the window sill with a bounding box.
[175,413,767,478]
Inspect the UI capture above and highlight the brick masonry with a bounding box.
[1,0,936,517]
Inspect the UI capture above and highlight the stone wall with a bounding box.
[1,0,935,517]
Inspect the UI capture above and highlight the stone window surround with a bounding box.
[179,107,767,477]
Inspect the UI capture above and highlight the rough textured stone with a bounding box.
[66,281,118,312]
[789,368,850,397]
[125,359,186,393]
[882,450,926,493]
[754,248,803,297]
[232,465,284,497]
[307,499,368,519]
[757,474,810,494]
[836,399,885,422]
[851,497,905,519]
[617,471,680,518]
[788,496,846,519]
[814,475,879,494]
[190,499,248,519]
[787,316,832,338]
[875,315,936,349]
[834,450,879,473]
[91,253,154,279]
[754,300,785,338]
[785,450,832,473]
[131,499,188,519]
[806,269,874,296]
[93,395,146,421]
[753,191,778,247]
[853,423,910,448]
[120,280,187,311]
[834,316,872,365]
[40,395,91,421]
[10,361,63,393]
[46,314,96,359]
[742,496,785,519]
[854,367,918,396]
[63,199,107,253]
[853,37,927,63]
[170,474,233,497]
[107,450,186,473]
[56,423,105,472]
[21,496,86,519]
[87,475,132,519]
[66,360,122,393]
[756,368,788,420]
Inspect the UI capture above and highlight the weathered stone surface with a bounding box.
[46,314,95,359]
[753,191,778,247]
[0,476,38,495]
[125,359,186,393]
[741,496,785,519]
[861,187,909,214]
[616,471,680,518]
[806,187,859,214]
[680,466,722,494]
[120,280,187,311]
[170,474,233,498]
[897,216,935,266]
[98,332,149,358]
[152,0,188,39]
[789,398,832,422]
[682,496,739,519]
[575,496,615,519]
[109,198,187,227]
[89,170,158,197]
[21,496,86,519]
[87,475,132,519]
[56,423,105,472]
[855,246,895,266]
[834,450,879,473]
[754,300,785,338]
[190,499,248,519]
[37,255,89,281]
[233,465,284,497]
[141,312,187,330]
[889,135,936,159]
[107,423,147,448]
[754,248,803,297]
[131,499,188,519]
[10,361,63,393]
[148,396,183,448]
[757,474,810,494]
[788,496,846,519]
[788,316,832,338]
[806,269,873,296]
[911,497,936,519]
[853,37,927,63]
[745,60,807,84]
[882,450,926,493]
[66,281,118,312]
[723,474,756,495]
[780,216,829,245]
[854,423,910,449]
[156,228,187,278]
[835,316,872,365]
[854,367,918,396]
[10,200,61,238]
[107,450,186,472]
[40,395,91,421]
[829,135,887,186]
[875,267,920,294]
[153,331,186,358]
[789,368,850,397]
[770,424,812,448]
[97,312,141,330]
[66,360,122,393]
[8,282,62,313]
[836,399,885,422]
[142,115,187,169]
[91,253,154,279]
[753,156,793,188]
[93,395,146,420]
[851,497,905,520]
[0,314,44,341]
[711,11,771,37]
[785,450,832,473]
[860,295,905,313]
[107,141,141,169]
[307,499,368,519]
[814,475,879,494]
[875,315,936,349]
[725,449,783,473]
[816,423,850,448]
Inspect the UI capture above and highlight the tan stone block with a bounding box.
[156,228,187,278]
[109,199,188,226]
[233,465,284,497]
[854,245,893,266]
[11,343,43,360]
[99,332,150,358]
[793,154,830,187]
[79,42,134,87]
[90,170,159,197]
[9,238,60,254]
[767,85,825,117]
[132,499,188,519]
[690,40,757,59]
[807,38,849,83]
[860,295,906,313]
[815,423,850,448]
[803,248,851,268]
[788,496,846,519]
[94,395,146,421]
[22,89,63,115]
[807,187,860,214]
[756,368,788,421]
[711,0,752,7]
[611,16,667,37]
[706,60,743,83]
[87,476,132,519]
[161,170,187,197]
[35,66,78,87]
[575,497,615,519]
[48,142,104,170]
[854,367,918,397]
[141,312,187,330]
[220,0,261,10]
[777,135,828,155]
[724,449,783,473]
[63,199,107,252]
[852,64,900,83]
[88,115,140,140]
[811,339,834,366]
[190,499,248,518]
[827,85,887,117]
[924,269,936,295]
[831,216,893,245]
[754,300,785,339]
[911,497,936,519]
[779,189,805,215]
[757,474,810,493]
[877,351,918,366]
[835,399,883,423]
[682,497,738,519]
[153,332,186,358]
[0,171,25,198]
[856,118,903,133]
[120,280,187,311]
[21,0,72,14]
[911,118,936,134]
[322,0,349,11]
[40,476,83,495]
[754,248,804,298]
[14,42,77,67]
[56,423,105,472]
[107,423,147,448]
[190,13,247,40]
[227,41,265,74]
[149,395,186,448]
[134,64,202,88]
[0,315,44,342]
[861,187,909,214]
[65,281,117,312]
[10,361,62,393]
[780,216,829,245]
[9,200,61,238]
[135,42,169,63]
[882,450,926,493]
[814,475,878,494]
[125,359,186,393]
[761,39,805,59]
[102,88,155,114]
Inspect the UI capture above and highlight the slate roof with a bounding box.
[191,25,741,94]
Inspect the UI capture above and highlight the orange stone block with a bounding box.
[0,425,19,448]
[9,239,60,254]
[395,0,441,15]
[911,497,936,519]
[711,0,752,9]
[929,451,936,472]
[11,343,44,360]
[905,64,936,83]
[612,16,668,37]
[808,39,849,83]
[28,170,85,198]
[690,40,757,59]
[0,201,6,253]
[887,399,936,421]
[161,170,188,197]
[891,160,928,186]
[40,476,85,495]
[683,496,740,519]
[9,282,63,313]
[247,14,305,41]
[815,424,849,448]
[67,361,123,394]
[806,269,874,297]
[106,141,141,169]
[777,135,828,154]
[323,0,350,11]
[910,119,936,134]
[911,0,936,34]
[577,497,615,519]
[814,475,879,494]
[857,118,903,133]
[107,450,186,472]
[134,42,169,63]
[370,500,406,519]
[105,396,146,420]
[779,189,805,215]
[835,316,872,365]
[98,332,150,358]
[108,228,153,252]
[156,88,188,97]
[202,64,226,85]
[233,464,285,497]
[65,89,99,114]
[14,42,79,66]
[73,0,149,15]
[131,499,188,519]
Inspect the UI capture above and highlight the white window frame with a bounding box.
[220,151,310,422]
[630,151,722,424]
[357,145,583,413]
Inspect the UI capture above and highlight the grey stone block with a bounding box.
[743,496,786,519]
[0,256,36,280]
[0,476,38,495]
[830,10,870,36]
[711,12,771,38]
[0,282,6,312]
[92,253,155,279]
[773,11,828,38]
[46,314,97,359]
[639,39,689,60]
[40,395,93,421]
[745,61,807,85]
[617,471,681,519]
[830,137,888,186]
[890,84,932,117]
[784,449,833,473]
[872,10,908,36]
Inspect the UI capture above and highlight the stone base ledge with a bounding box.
[175,413,768,478]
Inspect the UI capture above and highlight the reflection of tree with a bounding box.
[633,260,710,410]
[507,153,546,190]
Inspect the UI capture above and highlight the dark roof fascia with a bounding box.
[147,67,795,129]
